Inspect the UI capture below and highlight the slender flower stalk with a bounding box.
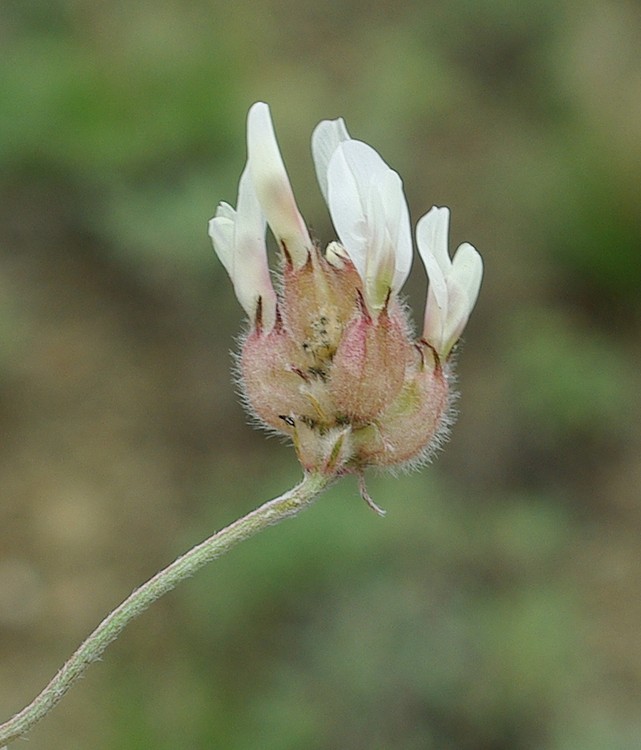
[0,472,332,747]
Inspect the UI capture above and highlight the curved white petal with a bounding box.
[417,206,451,272]
[233,167,276,330]
[420,255,448,351]
[208,203,235,276]
[379,168,412,294]
[208,166,276,332]
[311,118,351,203]
[214,201,236,222]
[416,209,449,318]
[246,102,311,268]
[441,278,471,354]
[451,242,483,311]
[326,139,412,312]
[364,181,394,309]
[326,141,370,280]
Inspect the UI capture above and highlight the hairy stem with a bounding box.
[0,471,332,747]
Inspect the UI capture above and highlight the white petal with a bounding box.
[421,261,448,353]
[416,210,448,318]
[311,118,351,203]
[440,278,471,354]
[208,207,235,276]
[416,206,451,273]
[326,139,412,311]
[326,141,370,280]
[246,102,311,268]
[377,168,412,294]
[208,166,277,332]
[234,166,266,256]
[451,242,483,312]
[232,167,276,330]
[332,139,393,197]
[215,201,236,222]
[364,181,395,309]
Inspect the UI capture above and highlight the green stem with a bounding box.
[0,471,332,747]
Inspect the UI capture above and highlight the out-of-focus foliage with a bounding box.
[1,1,641,749]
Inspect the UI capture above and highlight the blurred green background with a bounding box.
[1,1,641,748]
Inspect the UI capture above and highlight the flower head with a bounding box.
[209,103,483,490]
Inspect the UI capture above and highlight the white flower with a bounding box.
[208,165,277,332]
[417,206,483,358]
[246,102,312,269]
[312,119,412,314]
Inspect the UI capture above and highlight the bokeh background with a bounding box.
[1,1,641,748]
